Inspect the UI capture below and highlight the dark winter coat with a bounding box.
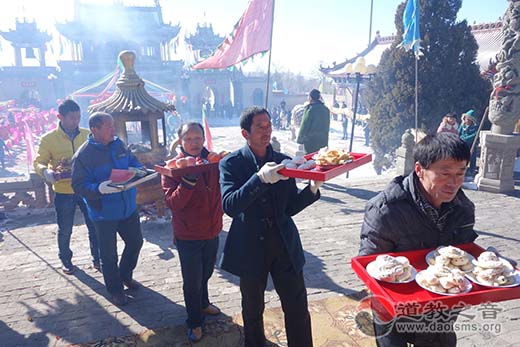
[162,147,223,241]
[219,144,320,277]
[296,101,330,154]
[458,124,478,147]
[359,172,477,256]
[71,136,142,221]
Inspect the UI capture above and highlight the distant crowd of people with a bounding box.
[0,105,58,150]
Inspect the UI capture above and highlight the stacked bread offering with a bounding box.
[417,264,470,294]
[281,156,316,170]
[367,255,414,283]
[312,148,354,166]
[471,251,516,287]
[427,246,474,272]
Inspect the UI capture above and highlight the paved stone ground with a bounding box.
[2,175,520,347]
[1,123,520,347]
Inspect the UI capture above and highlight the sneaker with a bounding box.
[111,292,129,306]
[202,304,221,315]
[123,279,140,290]
[62,264,75,275]
[187,327,203,342]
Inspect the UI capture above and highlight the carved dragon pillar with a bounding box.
[477,0,520,193]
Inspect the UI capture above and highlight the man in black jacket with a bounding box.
[219,106,323,347]
[360,132,478,347]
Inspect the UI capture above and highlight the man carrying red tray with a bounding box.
[359,132,478,347]
[219,106,323,347]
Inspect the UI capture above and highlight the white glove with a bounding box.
[43,169,56,183]
[98,180,122,194]
[257,162,289,184]
[310,180,324,195]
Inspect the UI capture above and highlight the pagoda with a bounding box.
[0,19,58,107]
[183,23,244,115]
[186,23,224,59]
[0,19,51,67]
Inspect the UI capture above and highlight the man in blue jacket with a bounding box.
[219,106,323,347]
[72,112,144,306]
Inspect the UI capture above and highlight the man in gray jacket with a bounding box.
[360,132,478,347]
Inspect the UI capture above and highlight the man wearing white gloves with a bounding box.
[71,112,144,306]
[219,106,323,347]
[33,100,100,275]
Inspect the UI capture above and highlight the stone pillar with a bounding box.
[14,46,22,67]
[271,136,281,152]
[38,46,46,67]
[29,173,47,208]
[476,131,520,193]
[395,129,415,177]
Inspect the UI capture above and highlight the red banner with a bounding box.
[23,121,36,166]
[202,108,213,152]
[192,0,274,70]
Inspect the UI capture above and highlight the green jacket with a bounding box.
[296,101,330,154]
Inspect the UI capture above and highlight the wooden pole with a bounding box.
[470,107,489,156]
[414,57,418,143]
[264,0,276,108]
[368,0,374,45]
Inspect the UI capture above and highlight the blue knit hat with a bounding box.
[462,109,477,124]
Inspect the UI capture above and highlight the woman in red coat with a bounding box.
[161,122,223,342]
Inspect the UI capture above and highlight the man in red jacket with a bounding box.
[161,122,223,343]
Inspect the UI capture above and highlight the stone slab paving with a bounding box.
[2,175,520,347]
[1,124,519,347]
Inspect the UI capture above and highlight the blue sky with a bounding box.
[0,0,506,75]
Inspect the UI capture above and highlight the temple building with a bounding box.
[320,21,503,107]
[186,23,224,60]
[0,20,58,107]
[55,0,183,95]
[0,0,265,117]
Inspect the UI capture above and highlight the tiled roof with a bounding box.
[321,21,502,76]
[470,22,503,69]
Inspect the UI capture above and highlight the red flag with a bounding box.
[192,0,274,70]
[23,121,36,166]
[202,107,213,151]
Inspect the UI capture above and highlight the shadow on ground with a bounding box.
[140,219,176,261]
[324,182,379,200]
[475,229,520,243]
[0,320,50,347]
[216,230,354,297]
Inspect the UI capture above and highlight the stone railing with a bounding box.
[0,173,49,210]
[395,130,416,177]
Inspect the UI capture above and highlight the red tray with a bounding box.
[154,162,219,178]
[351,243,520,317]
[278,152,372,181]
